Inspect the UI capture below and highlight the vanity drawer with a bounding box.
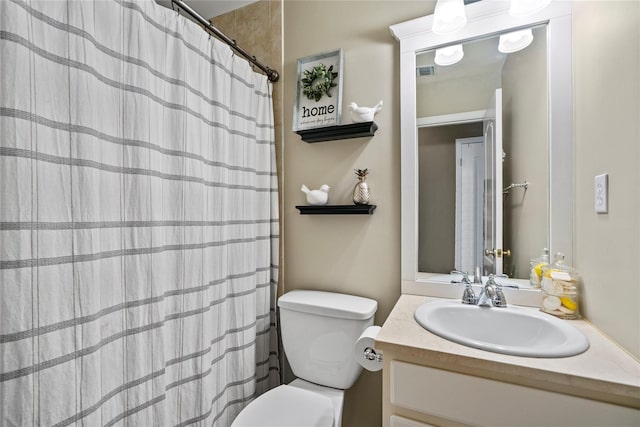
[390,361,639,426]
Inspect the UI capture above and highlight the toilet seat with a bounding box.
[231,384,334,427]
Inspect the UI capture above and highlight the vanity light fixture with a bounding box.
[432,0,467,34]
[498,28,534,53]
[509,0,552,16]
[434,44,464,66]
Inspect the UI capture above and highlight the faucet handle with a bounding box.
[451,270,471,284]
[489,276,508,308]
[493,288,507,308]
[461,284,478,305]
[453,270,477,304]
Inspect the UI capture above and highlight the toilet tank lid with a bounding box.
[278,290,377,320]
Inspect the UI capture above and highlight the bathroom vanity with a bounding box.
[376,295,640,427]
[383,2,639,425]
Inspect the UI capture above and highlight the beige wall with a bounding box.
[417,70,501,117]
[280,2,640,366]
[283,2,431,426]
[415,36,504,118]
[417,123,484,273]
[501,26,548,279]
[573,0,640,358]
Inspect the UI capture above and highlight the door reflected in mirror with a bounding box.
[416,26,548,280]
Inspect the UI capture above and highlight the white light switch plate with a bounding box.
[595,173,608,213]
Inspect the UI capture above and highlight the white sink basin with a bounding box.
[414,300,590,358]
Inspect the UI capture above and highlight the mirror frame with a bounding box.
[390,1,573,305]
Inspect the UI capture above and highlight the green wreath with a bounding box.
[301,64,338,102]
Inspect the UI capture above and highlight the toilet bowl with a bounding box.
[231,379,342,427]
[230,290,378,427]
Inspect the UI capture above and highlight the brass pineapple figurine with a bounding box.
[353,168,370,205]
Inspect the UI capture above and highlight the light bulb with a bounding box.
[435,44,464,66]
[432,0,467,35]
[498,29,534,53]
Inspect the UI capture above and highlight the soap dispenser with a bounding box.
[529,248,549,288]
[540,252,581,319]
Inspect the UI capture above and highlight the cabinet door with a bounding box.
[391,361,640,426]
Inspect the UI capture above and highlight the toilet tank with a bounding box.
[278,290,378,390]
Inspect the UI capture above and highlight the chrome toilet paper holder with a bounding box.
[363,347,383,363]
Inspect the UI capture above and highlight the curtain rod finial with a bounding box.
[268,70,279,83]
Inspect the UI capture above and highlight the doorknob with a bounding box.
[484,248,511,258]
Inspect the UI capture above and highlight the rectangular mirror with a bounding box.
[390,1,573,305]
[416,26,548,280]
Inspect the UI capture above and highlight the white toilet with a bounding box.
[231,289,378,427]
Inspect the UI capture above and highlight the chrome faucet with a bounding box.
[474,266,482,284]
[459,271,478,305]
[477,275,507,308]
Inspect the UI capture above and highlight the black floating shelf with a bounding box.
[296,204,377,215]
[295,122,378,143]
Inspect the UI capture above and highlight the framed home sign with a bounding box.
[293,49,344,131]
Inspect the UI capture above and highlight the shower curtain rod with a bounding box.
[171,0,280,82]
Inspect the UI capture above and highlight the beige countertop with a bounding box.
[376,294,640,409]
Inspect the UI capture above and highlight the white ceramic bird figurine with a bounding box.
[348,100,383,123]
[301,184,330,206]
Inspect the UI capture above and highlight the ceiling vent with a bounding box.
[416,65,436,78]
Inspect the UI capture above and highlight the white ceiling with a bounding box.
[156,0,258,20]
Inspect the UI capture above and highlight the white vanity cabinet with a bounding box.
[387,361,638,427]
[377,296,640,427]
